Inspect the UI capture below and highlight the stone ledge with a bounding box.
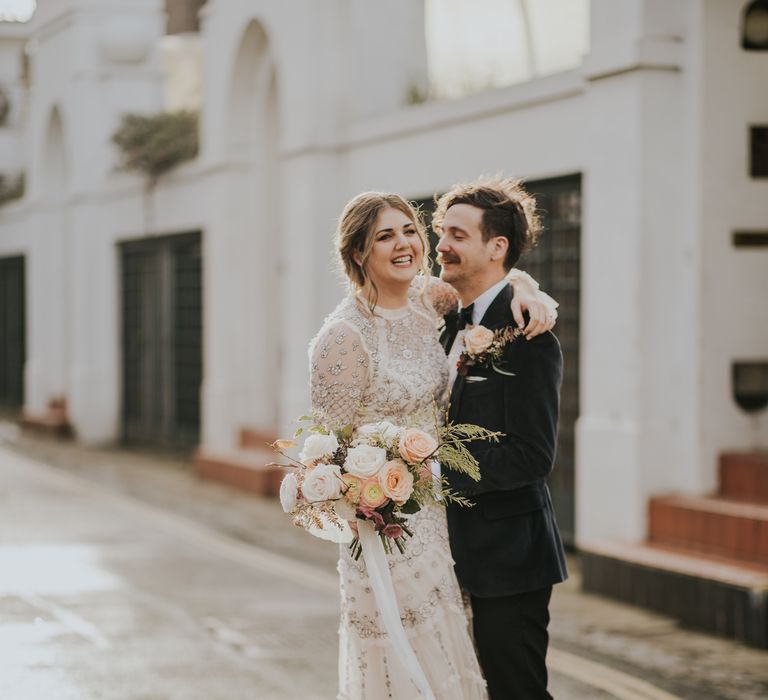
[580,539,768,649]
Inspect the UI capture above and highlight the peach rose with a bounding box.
[398,428,438,464]
[341,473,363,504]
[463,325,494,354]
[359,477,389,509]
[378,459,414,505]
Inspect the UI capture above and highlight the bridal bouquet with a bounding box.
[273,417,499,555]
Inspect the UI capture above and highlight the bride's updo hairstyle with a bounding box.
[336,192,432,311]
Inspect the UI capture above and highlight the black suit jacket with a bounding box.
[441,284,568,597]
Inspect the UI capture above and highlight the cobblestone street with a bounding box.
[1,431,767,700]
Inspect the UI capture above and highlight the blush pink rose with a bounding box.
[463,325,494,354]
[398,428,438,464]
[378,459,414,505]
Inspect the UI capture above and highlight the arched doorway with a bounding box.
[223,19,281,439]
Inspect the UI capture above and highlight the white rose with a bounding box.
[279,473,299,513]
[299,433,339,464]
[354,421,404,447]
[344,444,387,478]
[302,463,343,502]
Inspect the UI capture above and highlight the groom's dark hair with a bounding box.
[432,176,541,270]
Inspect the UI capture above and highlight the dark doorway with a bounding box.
[120,232,202,450]
[517,174,581,544]
[414,174,582,543]
[0,255,25,412]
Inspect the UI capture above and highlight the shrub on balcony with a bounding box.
[112,110,198,182]
[0,172,25,206]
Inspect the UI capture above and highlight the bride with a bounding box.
[309,192,556,699]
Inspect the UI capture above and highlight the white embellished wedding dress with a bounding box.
[309,279,488,700]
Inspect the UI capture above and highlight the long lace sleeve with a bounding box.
[309,320,370,429]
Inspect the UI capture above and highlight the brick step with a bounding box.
[239,427,279,452]
[581,539,768,648]
[20,397,72,439]
[719,452,768,503]
[195,448,283,497]
[649,494,768,563]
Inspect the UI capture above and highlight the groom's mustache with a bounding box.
[437,254,460,265]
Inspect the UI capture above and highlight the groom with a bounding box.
[435,177,568,700]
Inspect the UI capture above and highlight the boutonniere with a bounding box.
[456,325,524,377]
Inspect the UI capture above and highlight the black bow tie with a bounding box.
[458,304,474,330]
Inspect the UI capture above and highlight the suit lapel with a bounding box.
[448,285,513,422]
[478,283,514,331]
[440,310,459,355]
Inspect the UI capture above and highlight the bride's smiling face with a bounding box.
[355,207,424,291]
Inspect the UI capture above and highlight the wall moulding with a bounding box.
[582,37,684,82]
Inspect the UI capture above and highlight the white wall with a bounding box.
[8,0,167,441]
[697,0,768,467]
[0,0,765,548]
[0,24,27,173]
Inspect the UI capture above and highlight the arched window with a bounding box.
[742,0,768,50]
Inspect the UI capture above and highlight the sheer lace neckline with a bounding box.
[352,293,410,320]
[373,303,410,320]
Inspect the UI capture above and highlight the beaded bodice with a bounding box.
[309,284,449,435]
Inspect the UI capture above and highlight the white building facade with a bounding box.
[1,0,767,643]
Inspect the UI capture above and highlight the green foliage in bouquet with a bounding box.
[433,421,500,508]
[436,421,498,481]
[112,110,199,182]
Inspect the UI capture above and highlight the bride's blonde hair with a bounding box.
[336,192,432,311]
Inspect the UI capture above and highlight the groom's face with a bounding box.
[436,204,495,291]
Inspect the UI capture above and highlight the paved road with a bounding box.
[1,448,341,699]
[1,436,767,699]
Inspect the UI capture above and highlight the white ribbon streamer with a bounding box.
[358,521,436,699]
